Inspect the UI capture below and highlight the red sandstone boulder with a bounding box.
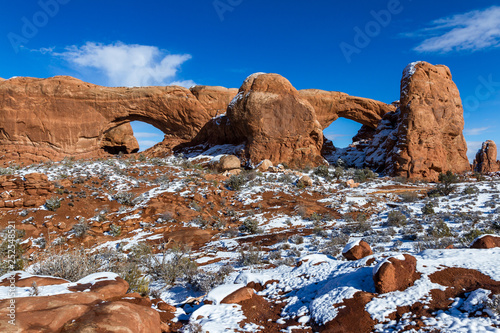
[342,240,373,261]
[221,287,255,304]
[211,155,241,172]
[101,123,140,154]
[227,73,325,168]
[373,254,420,294]
[470,234,500,249]
[60,301,161,333]
[297,175,313,187]
[473,140,500,173]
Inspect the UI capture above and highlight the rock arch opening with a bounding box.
[100,120,165,155]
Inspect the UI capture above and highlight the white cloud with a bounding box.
[467,141,483,162]
[413,6,500,53]
[134,132,164,139]
[55,42,195,87]
[325,134,347,141]
[464,127,491,135]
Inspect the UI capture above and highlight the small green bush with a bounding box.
[354,168,377,183]
[238,245,263,266]
[239,218,261,234]
[113,192,136,206]
[430,220,452,238]
[422,202,435,215]
[45,197,61,211]
[387,210,407,227]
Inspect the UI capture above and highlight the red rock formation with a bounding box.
[387,61,470,180]
[373,254,420,294]
[299,89,395,129]
[0,173,54,208]
[0,76,212,163]
[0,275,162,333]
[473,140,499,173]
[190,85,238,118]
[101,123,140,154]
[226,73,325,168]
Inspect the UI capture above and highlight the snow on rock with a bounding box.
[189,304,246,333]
[205,284,246,305]
[342,239,361,254]
[234,272,272,286]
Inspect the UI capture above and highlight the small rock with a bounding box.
[212,155,241,172]
[470,235,500,249]
[256,159,273,172]
[342,240,373,261]
[346,179,360,188]
[373,254,420,294]
[221,287,255,304]
[297,175,313,187]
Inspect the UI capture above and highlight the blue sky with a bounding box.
[1,0,499,160]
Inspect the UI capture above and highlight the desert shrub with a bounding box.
[71,221,89,238]
[45,197,61,211]
[113,192,136,206]
[0,167,13,175]
[342,214,372,234]
[436,171,459,196]
[115,262,150,296]
[313,165,331,180]
[460,229,491,246]
[321,231,349,257]
[226,174,247,191]
[313,225,328,238]
[238,245,263,266]
[387,210,408,227]
[487,294,500,316]
[289,234,304,244]
[191,264,234,293]
[182,322,204,333]
[429,220,452,238]
[333,166,345,180]
[422,202,435,215]
[109,224,122,237]
[239,218,261,234]
[268,250,282,260]
[354,168,377,183]
[147,246,198,286]
[413,237,454,252]
[462,186,479,195]
[399,191,419,202]
[0,228,25,275]
[32,248,103,281]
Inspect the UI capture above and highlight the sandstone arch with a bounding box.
[0,76,236,163]
[299,89,396,130]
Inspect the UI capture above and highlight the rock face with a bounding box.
[373,254,420,294]
[385,61,470,179]
[0,173,54,208]
[473,140,499,173]
[227,73,325,168]
[0,76,213,163]
[329,61,470,180]
[101,123,140,154]
[189,85,238,118]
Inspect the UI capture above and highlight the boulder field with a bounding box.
[1,61,496,179]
